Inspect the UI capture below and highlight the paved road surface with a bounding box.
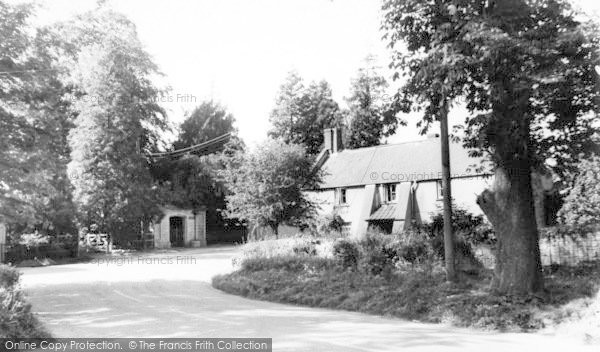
[19,246,595,351]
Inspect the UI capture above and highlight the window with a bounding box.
[436,180,444,200]
[336,188,347,205]
[384,184,397,203]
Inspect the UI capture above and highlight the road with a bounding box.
[19,246,595,352]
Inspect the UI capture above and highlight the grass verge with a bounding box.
[213,256,600,332]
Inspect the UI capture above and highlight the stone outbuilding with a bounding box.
[152,205,207,249]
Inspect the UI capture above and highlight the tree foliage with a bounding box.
[0,1,77,234]
[154,103,239,232]
[345,65,400,149]
[173,101,236,150]
[558,155,600,230]
[382,0,599,294]
[382,0,599,180]
[269,72,343,155]
[152,154,222,210]
[219,140,321,236]
[64,9,167,239]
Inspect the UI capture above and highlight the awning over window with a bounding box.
[368,204,404,220]
[367,183,422,230]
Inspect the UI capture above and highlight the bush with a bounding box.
[233,237,335,268]
[361,249,392,276]
[333,239,360,269]
[326,214,346,233]
[423,206,495,245]
[558,155,600,231]
[303,213,347,238]
[355,233,394,275]
[292,240,318,256]
[392,230,434,264]
[0,265,20,289]
[240,256,330,272]
[0,265,48,338]
[430,235,475,261]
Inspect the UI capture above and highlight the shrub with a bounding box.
[423,206,495,245]
[303,213,348,238]
[392,230,434,264]
[430,235,475,261]
[326,214,346,233]
[357,231,391,252]
[0,265,47,338]
[292,240,318,256]
[238,238,304,261]
[240,256,330,272]
[333,239,360,269]
[233,237,336,268]
[0,265,20,289]
[355,233,395,275]
[558,155,600,231]
[361,249,393,276]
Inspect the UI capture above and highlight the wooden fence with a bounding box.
[473,229,600,269]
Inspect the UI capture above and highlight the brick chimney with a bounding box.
[323,128,343,154]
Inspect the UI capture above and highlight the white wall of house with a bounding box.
[308,186,366,226]
[152,207,206,249]
[415,176,492,221]
[305,175,492,237]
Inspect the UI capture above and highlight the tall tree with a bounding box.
[269,72,343,155]
[345,64,399,149]
[382,0,599,294]
[219,140,321,237]
[65,9,167,242]
[0,1,45,226]
[173,101,236,150]
[0,1,77,234]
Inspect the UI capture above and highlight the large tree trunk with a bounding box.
[477,166,544,295]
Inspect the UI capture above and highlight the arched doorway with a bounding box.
[169,216,185,247]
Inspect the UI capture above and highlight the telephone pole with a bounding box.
[440,99,457,282]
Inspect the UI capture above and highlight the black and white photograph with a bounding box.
[1,0,599,351]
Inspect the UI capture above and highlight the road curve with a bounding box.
[19,246,594,352]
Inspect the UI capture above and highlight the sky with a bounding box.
[16,0,600,148]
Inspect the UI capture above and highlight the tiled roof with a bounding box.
[317,138,489,189]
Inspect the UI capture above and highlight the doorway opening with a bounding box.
[169,216,185,247]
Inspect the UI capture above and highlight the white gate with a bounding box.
[0,223,6,263]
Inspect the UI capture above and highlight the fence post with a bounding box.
[0,223,6,264]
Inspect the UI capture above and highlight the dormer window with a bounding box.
[384,184,397,203]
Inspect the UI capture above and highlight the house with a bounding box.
[151,205,207,248]
[307,128,557,238]
[307,128,494,238]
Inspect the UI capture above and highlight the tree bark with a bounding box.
[477,166,544,295]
